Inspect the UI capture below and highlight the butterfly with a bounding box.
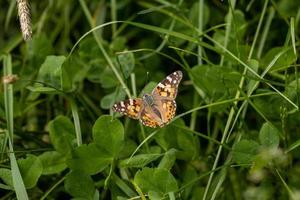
[112,71,183,128]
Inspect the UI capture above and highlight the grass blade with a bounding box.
[3,54,29,199]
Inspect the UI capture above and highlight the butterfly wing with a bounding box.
[139,99,177,128]
[159,99,177,126]
[139,105,161,128]
[152,70,183,99]
[113,71,183,128]
[112,98,143,119]
[147,70,182,127]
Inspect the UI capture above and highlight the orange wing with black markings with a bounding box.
[112,98,143,119]
[152,71,183,99]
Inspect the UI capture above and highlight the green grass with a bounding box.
[0,0,300,199]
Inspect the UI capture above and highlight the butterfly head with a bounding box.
[142,93,155,106]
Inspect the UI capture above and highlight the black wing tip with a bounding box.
[174,70,183,75]
[171,71,183,80]
[112,103,120,112]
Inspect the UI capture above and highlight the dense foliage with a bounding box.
[0,0,300,199]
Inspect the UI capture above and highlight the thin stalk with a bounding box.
[202,80,243,200]
[198,0,204,65]
[138,123,149,153]
[206,116,219,155]
[3,60,13,142]
[70,19,296,110]
[205,33,298,109]
[219,0,236,66]
[78,0,131,98]
[128,130,158,162]
[257,7,275,58]
[4,0,16,31]
[113,173,137,197]
[203,1,236,198]
[206,1,271,198]
[189,0,204,131]
[70,98,82,146]
[111,0,117,38]
[168,192,175,200]
[40,176,66,200]
[275,169,296,199]
[131,73,137,97]
[175,91,276,120]
[3,55,29,199]
[249,0,269,60]
[139,0,183,60]
[189,92,199,130]
[104,160,114,188]
[131,181,147,200]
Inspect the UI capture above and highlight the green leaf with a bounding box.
[79,37,103,61]
[246,59,260,91]
[110,36,127,52]
[100,90,126,110]
[134,168,178,195]
[118,139,138,159]
[155,119,184,151]
[67,143,112,175]
[26,85,58,94]
[93,115,124,158]
[189,2,210,28]
[37,55,66,90]
[140,81,158,95]
[232,140,260,165]
[86,59,106,83]
[181,165,198,199]
[226,10,247,40]
[177,129,199,160]
[18,154,43,189]
[117,52,135,79]
[259,122,280,148]
[148,191,163,200]
[22,34,54,79]
[65,171,95,199]
[190,65,241,100]
[0,168,13,189]
[261,47,297,71]
[48,116,76,154]
[27,34,54,64]
[99,68,119,88]
[155,119,198,160]
[285,78,300,104]
[118,154,162,168]
[39,151,67,175]
[253,93,283,120]
[158,149,177,170]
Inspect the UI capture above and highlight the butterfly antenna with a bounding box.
[145,71,150,87]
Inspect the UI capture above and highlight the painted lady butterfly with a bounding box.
[112,71,183,128]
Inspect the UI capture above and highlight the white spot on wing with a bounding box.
[120,101,125,107]
[158,83,165,88]
[129,99,133,105]
[173,80,177,84]
[167,76,172,81]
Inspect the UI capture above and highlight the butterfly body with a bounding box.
[113,71,183,128]
[143,94,155,106]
